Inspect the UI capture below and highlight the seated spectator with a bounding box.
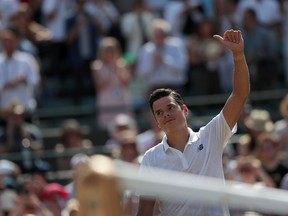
[104,113,138,155]
[112,129,140,163]
[54,118,93,170]
[41,183,69,216]
[0,102,43,153]
[227,155,275,187]
[237,109,274,156]
[0,159,20,216]
[9,187,53,216]
[0,103,45,173]
[255,132,288,188]
[274,94,288,157]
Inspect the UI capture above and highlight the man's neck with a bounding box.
[166,127,190,152]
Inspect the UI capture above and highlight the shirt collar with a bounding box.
[162,128,199,152]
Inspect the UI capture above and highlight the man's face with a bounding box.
[152,29,166,47]
[2,33,18,55]
[152,96,188,133]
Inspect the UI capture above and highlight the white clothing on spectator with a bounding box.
[42,0,71,42]
[0,51,40,112]
[121,10,155,57]
[235,0,281,28]
[136,37,188,91]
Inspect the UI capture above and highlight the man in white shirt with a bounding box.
[136,19,188,96]
[137,29,250,216]
[0,27,40,113]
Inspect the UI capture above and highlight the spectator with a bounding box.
[274,94,288,156]
[237,109,274,156]
[227,155,275,216]
[136,18,188,96]
[255,132,288,188]
[163,0,205,38]
[8,3,52,51]
[241,8,279,90]
[112,129,140,163]
[0,0,20,29]
[104,113,138,155]
[41,0,70,77]
[41,183,69,216]
[120,0,156,59]
[226,155,275,188]
[9,187,53,216]
[54,118,93,170]
[66,0,99,104]
[91,37,134,131]
[85,0,123,49]
[0,27,40,114]
[235,0,281,30]
[0,103,43,152]
[186,19,225,95]
[0,103,44,172]
[0,159,20,216]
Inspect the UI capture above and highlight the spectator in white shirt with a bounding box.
[136,18,188,97]
[0,27,40,113]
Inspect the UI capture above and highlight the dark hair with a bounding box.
[5,25,21,37]
[149,88,184,112]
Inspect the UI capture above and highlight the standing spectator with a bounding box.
[235,0,281,30]
[0,0,20,30]
[85,0,123,49]
[163,0,205,38]
[237,109,274,156]
[120,0,156,59]
[136,18,188,96]
[66,0,99,104]
[186,19,225,95]
[41,0,71,77]
[0,27,40,113]
[8,3,52,51]
[241,8,279,90]
[91,37,134,131]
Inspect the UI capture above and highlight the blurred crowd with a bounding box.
[0,0,288,215]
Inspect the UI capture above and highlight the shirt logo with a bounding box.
[197,144,204,152]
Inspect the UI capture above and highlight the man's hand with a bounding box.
[213,29,244,57]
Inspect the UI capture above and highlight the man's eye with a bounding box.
[156,111,163,116]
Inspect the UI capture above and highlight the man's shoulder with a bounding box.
[143,142,164,157]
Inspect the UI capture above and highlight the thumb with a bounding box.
[213,34,224,43]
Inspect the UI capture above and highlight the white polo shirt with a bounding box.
[139,111,236,216]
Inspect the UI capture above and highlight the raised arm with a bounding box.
[213,30,250,129]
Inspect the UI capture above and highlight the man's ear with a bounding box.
[183,104,189,117]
